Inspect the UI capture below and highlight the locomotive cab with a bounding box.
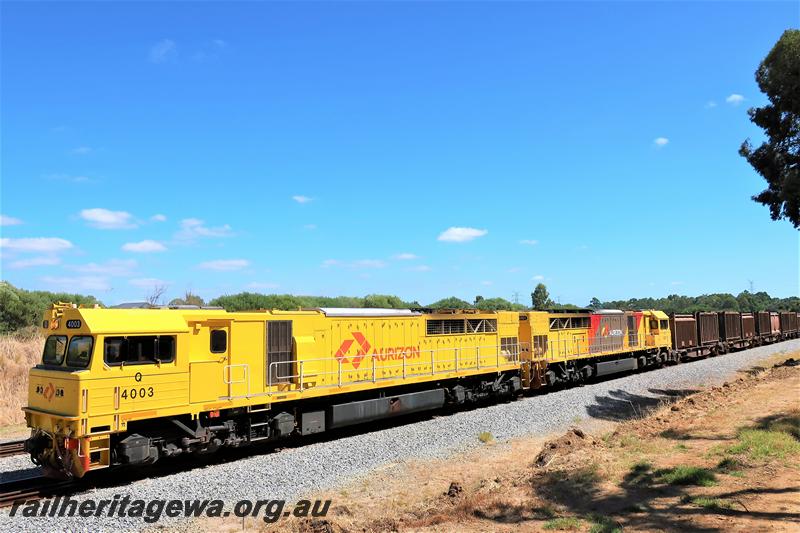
[25,303,189,478]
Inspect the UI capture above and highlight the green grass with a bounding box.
[588,515,622,533]
[532,505,557,519]
[674,443,689,451]
[478,431,494,444]
[757,413,800,440]
[716,457,746,473]
[654,466,717,486]
[685,496,734,511]
[572,464,603,485]
[543,517,583,530]
[726,428,800,462]
[616,434,641,449]
[626,461,653,485]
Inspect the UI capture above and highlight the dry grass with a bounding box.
[0,329,43,426]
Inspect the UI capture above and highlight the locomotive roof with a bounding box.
[315,308,421,317]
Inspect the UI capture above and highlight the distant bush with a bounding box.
[208,292,419,312]
[596,290,800,313]
[0,281,101,334]
[427,296,474,309]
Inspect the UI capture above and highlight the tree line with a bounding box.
[1,280,798,334]
[0,281,101,334]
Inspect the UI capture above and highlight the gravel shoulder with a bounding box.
[1,339,798,532]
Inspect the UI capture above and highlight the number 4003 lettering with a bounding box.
[121,387,154,400]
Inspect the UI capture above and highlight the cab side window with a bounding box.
[660,320,669,329]
[210,330,227,353]
[104,335,176,365]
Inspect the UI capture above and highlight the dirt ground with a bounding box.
[276,353,800,533]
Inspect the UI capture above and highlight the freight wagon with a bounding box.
[740,312,757,345]
[754,311,781,344]
[669,312,724,358]
[779,312,798,339]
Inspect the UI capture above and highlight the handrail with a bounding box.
[527,333,664,362]
[265,341,527,394]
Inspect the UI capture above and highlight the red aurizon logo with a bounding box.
[43,382,55,402]
[334,332,422,369]
[334,332,371,369]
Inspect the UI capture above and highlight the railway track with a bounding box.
[0,440,26,459]
[0,476,74,508]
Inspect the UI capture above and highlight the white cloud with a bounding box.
[519,239,538,246]
[705,101,717,109]
[123,240,167,253]
[670,280,684,286]
[408,265,431,272]
[437,227,488,243]
[70,146,92,155]
[41,276,110,292]
[726,94,745,106]
[0,237,73,253]
[653,137,669,148]
[150,214,167,222]
[80,208,136,229]
[9,256,61,269]
[507,266,522,273]
[199,259,250,271]
[321,259,340,268]
[394,253,418,260]
[292,195,312,204]
[150,39,177,63]
[532,274,545,281]
[304,224,317,230]
[71,259,137,276]
[129,277,169,289]
[175,218,233,241]
[0,214,23,226]
[247,282,279,290]
[480,280,493,286]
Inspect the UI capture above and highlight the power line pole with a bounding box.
[748,279,754,292]
[512,292,519,305]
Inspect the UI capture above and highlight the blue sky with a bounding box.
[1,1,798,306]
